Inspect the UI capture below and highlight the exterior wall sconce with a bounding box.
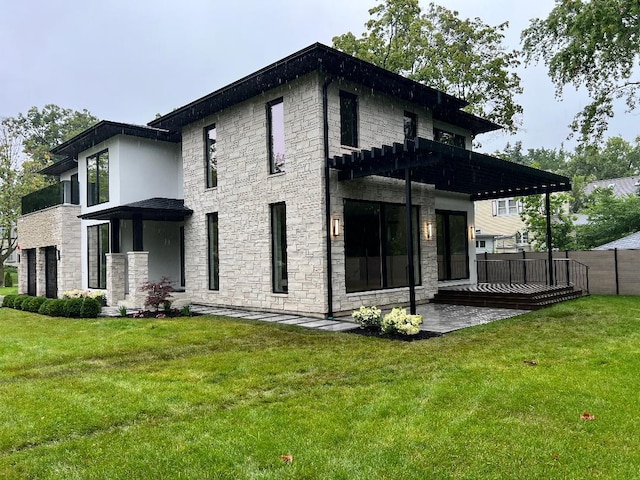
[332,218,340,237]
[469,225,476,240]
[426,222,433,240]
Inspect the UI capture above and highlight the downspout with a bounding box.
[545,192,554,285]
[323,76,334,319]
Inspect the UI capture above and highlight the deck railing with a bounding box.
[21,180,79,215]
[477,258,589,294]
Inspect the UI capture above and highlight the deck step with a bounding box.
[432,283,586,310]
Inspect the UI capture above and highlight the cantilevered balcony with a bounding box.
[21,180,79,215]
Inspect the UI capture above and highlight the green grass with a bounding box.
[1,296,639,479]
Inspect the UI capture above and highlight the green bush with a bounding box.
[4,271,13,287]
[381,308,423,336]
[13,295,32,311]
[2,294,18,308]
[25,297,48,313]
[80,297,102,318]
[38,299,53,316]
[48,299,67,317]
[64,298,84,318]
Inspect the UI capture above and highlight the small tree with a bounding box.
[519,193,576,251]
[140,277,174,312]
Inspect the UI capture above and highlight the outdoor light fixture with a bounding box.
[469,226,476,240]
[332,218,340,237]
[426,222,433,240]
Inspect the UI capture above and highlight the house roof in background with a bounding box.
[149,43,501,136]
[584,176,640,198]
[593,231,640,250]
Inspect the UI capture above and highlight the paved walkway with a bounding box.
[102,303,527,335]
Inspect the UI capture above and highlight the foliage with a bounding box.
[574,188,640,249]
[2,294,17,308]
[519,193,576,251]
[12,295,31,311]
[333,0,523,132]
[47,299,68,317]
[80,297,102,318]
[3,271,12,288]
[38,299,53,316]
[564,136,640,181]
[140,277,174,312]
[381,307,423,335]
[522,0,640,143]
[24,297,48,313]
[119,306,128,317]
[63,297,85,318]
[352,305,382,329]
[180,305,191,317]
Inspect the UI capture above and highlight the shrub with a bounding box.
[4,271,13,287]
[2,294,18,308]
[39,299,53,316]
[118,305,128,317]
[48,299,68,317]
[64,297,85,318]
[25,297,48,313]
[80,297,102,318]
[140,277,173,312]
[13,295,32,310]
[352,306,382,330]
[381,308,423,336]
[180,305,191,317]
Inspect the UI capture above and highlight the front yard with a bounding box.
[1,296,639,479]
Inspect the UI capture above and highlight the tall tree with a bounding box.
[333,0,523,132]
[564,136,640,180]
[519,193,576,251]
[521,0,640,143]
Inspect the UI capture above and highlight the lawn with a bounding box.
[1,296,639,479]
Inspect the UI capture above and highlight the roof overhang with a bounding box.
[39,156,77,176]
[149,43,500,136]
[79,198,192,221]
[51,120,180,160]
[329,137,572,201]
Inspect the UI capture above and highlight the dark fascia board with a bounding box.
[149,43,496,133]
[50,120,180,159]
[39,156,77,176]
[434,109,502,136]
[78,197,192,221]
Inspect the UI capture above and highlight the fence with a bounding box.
[477,250,640,295]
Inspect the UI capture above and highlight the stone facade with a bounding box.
[17,204,82,297]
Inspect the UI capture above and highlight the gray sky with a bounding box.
[1,0,636,154]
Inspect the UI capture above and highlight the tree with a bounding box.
[333,0,523,132]
[575,187,640,249]
[519,193,576,251]
[521,0,640,143]
[564,136,640,180]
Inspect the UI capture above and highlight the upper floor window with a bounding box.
[268,98,285,174]
[87,149,109,206]
[205,125,217,188]
[404,111,417,141]
[434,128,465,149]
[492,198,521,216]
[340,91,358,147]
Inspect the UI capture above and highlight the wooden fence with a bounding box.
[477,250,640,295]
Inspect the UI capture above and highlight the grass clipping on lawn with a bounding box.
[0,296,639,479]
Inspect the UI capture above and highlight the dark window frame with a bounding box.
[204,124,217,188]
[267,98,285,174]
[270,202,288,294]
[434,128,466,149]
[404,111,417,141]
[86,149,109,207]
[436,209,470,281]
[340,91,358,148]
[87,223,109,289]
[207,213,219,290]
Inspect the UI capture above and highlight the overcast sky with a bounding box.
[1,0,636,154]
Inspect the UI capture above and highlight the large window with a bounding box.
[87,149,109,206]
[404,111,417,141]
[87,223,109,289]
[205,125,217,188]
[271,202,288,293]
[207,213,219,290]
[434,128,466,149]
[340,91,358,147]
[268,98,285,173]
[344,200,420,293]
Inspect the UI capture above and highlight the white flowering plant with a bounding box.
[62,289,107,306]
[381,307,423,336]
[352,305,382,330]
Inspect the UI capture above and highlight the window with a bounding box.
[404,111,417,141]
[207,213,219,290]
[205,125,217,187]
[271,203,288,293]
[516,231,530,245]
[476,240,486,248]
[340,91,358,147]
[87,149,109,206]
[434,128,466,149]
[493,198,520,216]
[344,200,420,293]
[87,223,109,289]
[268,98,285,173]
[436,210,469,281]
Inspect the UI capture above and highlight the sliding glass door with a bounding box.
[436,210,469,281]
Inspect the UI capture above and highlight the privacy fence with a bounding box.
[477,250,640,296]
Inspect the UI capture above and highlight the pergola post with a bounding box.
[405,167,416,314]
[545,192,554,285]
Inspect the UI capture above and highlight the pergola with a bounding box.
[328,137,572,314]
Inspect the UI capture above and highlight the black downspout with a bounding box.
[323,76,334,319]
[545,192,554,285]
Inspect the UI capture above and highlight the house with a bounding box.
[474,198,530,252]
[17,43,571,317]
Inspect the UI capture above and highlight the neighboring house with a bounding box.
[475,198,530,253]
[1,226,18,266]
[593,231,640,250]
[584,176,640,197]
[17,43,570,317]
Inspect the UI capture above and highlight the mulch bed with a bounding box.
[126,310,202,319]
[344,327,441,341]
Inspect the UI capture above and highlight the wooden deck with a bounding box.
[433,283,586,310]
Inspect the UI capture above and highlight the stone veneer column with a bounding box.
[36,248,46,297]
[106,253,126,306]
[127,251,149,308]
